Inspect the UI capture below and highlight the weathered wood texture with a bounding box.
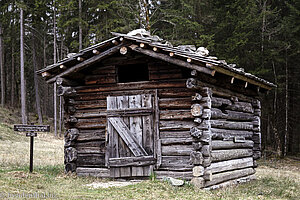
[204,167,255,187]
[205,174,256,190]
[212,140,254,150]
[155,170,193,180]
[76,167,110,178]
[206,157,253,174]
[211,149,253,162]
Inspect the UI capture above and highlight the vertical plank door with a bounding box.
[107,94,155,178]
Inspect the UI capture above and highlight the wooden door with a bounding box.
[106,94,156,178]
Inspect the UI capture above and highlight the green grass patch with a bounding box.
[0,161,299,200]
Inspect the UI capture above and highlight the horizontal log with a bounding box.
[155,170,193,180]
[204,167,255,187]
[211,149,253,162]
[77,129,106,141]
[107,108,153,117]
[73,109,107,118]
[75,118,106,129]
[76,153,105,167]
[91,65,116,75]
[75,79,186,93]
[158,88,195,98]
[206,157,254,174]
[130,45,213,75]
[212,140,254,150]
[161,138,193,145]
[162,145,193,156]
[159,120,195,131]
[159,98,191,109]
[205,174,256,190]
[210,120,254,131]
[160,131,191,139]
[73,100,106,110]
[212,97,254,113]
[211,128,253,140]
[211,108,255,121]
[188,76,256,101]
[149,68,182,74]
[161,156,193,169]
[160,110,192,120]
[75,141,105,154]
[85,74,116,85]
[76,167,110,178]
[211,97,232,107]
[149,72,182,80]
[109,156,156,167]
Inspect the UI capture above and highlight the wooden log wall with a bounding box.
[252,99,261,167]
[198,90,256,188]
[187,76,259,188]
[61,56,196,179]
[187,76,213,186]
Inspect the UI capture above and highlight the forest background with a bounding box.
[0,0,299,157]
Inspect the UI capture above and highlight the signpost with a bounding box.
[14,124,50,173]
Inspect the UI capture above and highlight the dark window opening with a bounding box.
[117,63,149,83]
[181,67,191,78]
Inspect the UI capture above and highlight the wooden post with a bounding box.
[59,95,62,137]
[29,134,34,173]
[54,83,57,137]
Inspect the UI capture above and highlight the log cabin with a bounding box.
[37,29,275,189]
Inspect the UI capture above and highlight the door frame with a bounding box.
[104,89,161,169]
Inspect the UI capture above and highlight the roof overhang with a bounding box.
[37,32,276,91]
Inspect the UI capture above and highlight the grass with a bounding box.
[0,108,299,199]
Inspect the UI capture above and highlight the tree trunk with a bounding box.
[0,22,5,106]
[20,4,27,124]
[32,36,43,124]
[11,39,15,108]
[79,0,82,50]
[283,47,289,157]
[53,1,57,136]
